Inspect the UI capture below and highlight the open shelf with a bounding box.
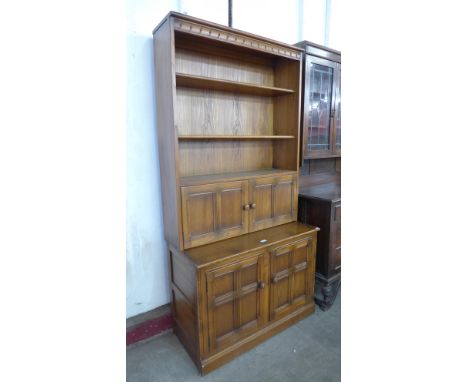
[180,168,297,187]
[175,73,295,96]
[178,135,295,140]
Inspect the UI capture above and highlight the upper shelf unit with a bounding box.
[175,73,295,96]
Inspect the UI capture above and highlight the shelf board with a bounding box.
[178,135,295,140]
[175,73,295,96]
[180,169,297,187]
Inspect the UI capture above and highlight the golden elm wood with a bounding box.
[153,12,316,374]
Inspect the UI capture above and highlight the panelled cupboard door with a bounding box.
[181,180,249,248]
[205,252,268,353]
[331,203,341,272]
[249,175,298,232]
[269,238,315,320]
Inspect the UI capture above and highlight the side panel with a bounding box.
[153,19,183,249]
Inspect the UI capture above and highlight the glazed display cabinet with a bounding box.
[295,40,341,310]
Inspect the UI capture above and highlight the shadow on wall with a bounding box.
[126,33,171,318]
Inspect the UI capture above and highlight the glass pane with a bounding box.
[335,81,341,150]
[307,63,333,151]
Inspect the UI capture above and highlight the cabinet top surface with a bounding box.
[153,11,303,57]
[299,181,341,203]
[183,222,318,268]
[295,40,341,55]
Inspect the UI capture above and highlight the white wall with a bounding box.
[126,0,336,318]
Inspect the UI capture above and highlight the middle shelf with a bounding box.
[178,135,295,140]
[175,73,295,96]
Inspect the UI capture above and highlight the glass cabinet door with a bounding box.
[303,55,339,159]
[334,63,341,155]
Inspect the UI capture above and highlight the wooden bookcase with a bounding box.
[153,12,319,374]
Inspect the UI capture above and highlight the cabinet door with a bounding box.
[333,64,341,156]
[303,55,339,159]
[181,181,249,248]
[205,253,268,353]
[249,175,298,232]
[330,203,341,272]
[270,238,315,320]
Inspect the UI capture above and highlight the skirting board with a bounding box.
[126,304,173,346]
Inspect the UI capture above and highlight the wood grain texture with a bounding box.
[175,87,274,136]
[185,221,317,269]
[176,73,294,96]
[178,135,295,140]
[175,48,274,86]
[171,15,302,60]
[180,169,296,187]
[272,59,302,171]
[153,19,183,249]
[181,180,249,249]
[179,140,273,177]
[249,174,298,232]
[153,12,308,374]
[297,192,340,310]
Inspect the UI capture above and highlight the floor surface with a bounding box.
[127,291,340,382]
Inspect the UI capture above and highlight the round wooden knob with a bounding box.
[250,203,256,209]
[243,204,250,210]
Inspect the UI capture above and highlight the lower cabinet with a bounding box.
[169,222,318,375]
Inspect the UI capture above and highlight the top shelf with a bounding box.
[175,73,295,96]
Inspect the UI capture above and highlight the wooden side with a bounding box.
[153,19,183,249]
[272,58,302,171]
[169,247,200,366]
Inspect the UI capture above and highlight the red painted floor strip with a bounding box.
[126,313,173,346]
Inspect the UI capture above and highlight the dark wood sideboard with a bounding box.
[298,179,340,310]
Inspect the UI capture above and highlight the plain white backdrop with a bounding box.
[1,0,467,381]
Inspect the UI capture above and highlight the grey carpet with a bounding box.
[127,291,340,382]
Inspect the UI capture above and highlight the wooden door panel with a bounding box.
[219,186,246,231]
[270,238,314,320]
[252,184,273,222]
[273,180,294,216]
[181,181,249,248]
[181,186,218,248]
[206,253,268,353]
[249,175,297,232]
